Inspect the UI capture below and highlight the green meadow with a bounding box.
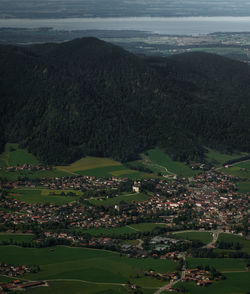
[171,272,250,294]
[0,233,34,244]
[0,143,72,180]
[76,223,168,236]
[237,181,250,193]
[57,156,151,179]
[0,246,177,286]
[27,281,128,294]
[204,148,247,167]
[217,233,250,254]
[186,258,247,272]
[129,223,168,232]
[134,148,198,177]
[221,160,250,180]
[8,189,81,205]
[173,231,213,244]
[89,192,150,206]
[81,226,136,236]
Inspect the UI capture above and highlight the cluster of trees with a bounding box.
[0,40,250,165]
[189,248,250,259]
[217,241,242,250]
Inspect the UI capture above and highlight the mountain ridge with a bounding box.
[0,37,249,164]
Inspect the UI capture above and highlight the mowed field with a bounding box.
[173,231,213,244]
[0,246,177,291]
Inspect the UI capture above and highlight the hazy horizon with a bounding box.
[1,0,250,19]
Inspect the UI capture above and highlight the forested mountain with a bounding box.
[0,38,249,164]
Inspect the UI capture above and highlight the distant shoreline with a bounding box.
[0,16,250,35]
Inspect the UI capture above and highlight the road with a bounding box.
[203,229,222,248]
[154,254,186,294]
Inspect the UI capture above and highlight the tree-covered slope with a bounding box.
[0,38,249,164]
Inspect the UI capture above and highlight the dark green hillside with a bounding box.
[146,53,250,153]
[0,38,250,164]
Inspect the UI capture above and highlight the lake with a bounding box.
[0,16,250,35]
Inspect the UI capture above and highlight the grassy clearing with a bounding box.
[173,232,213,244]
[204,148,244,167]
[0,233,34,243]
[217,233,250,254]
[222,166,250,180]
[8,189,80,205]
[141,148,198,177]
[89,193,150,206]
[186,258,247,272]
[172,272,250,294]
[0,143,38,167]
[0,246,177,285]
[0,143,73,180]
